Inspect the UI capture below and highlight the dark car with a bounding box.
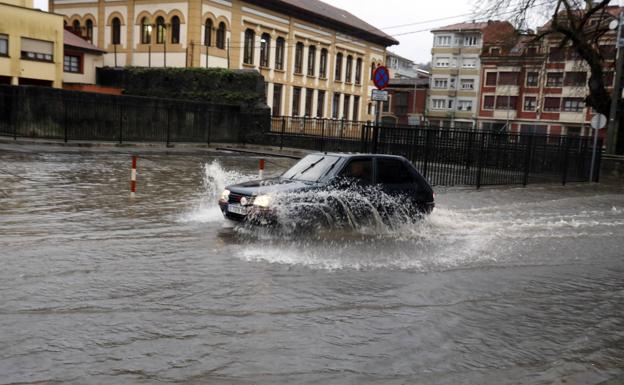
[218,153,434,227]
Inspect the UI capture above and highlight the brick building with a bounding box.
[380,77,428,126]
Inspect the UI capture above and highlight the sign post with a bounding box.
[372,66,390,153]
[590,113,607,183]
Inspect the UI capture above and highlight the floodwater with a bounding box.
[0,147,623,385]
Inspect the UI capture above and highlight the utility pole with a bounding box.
[607,11,624,154]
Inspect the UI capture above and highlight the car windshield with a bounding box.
[281,154,341,182]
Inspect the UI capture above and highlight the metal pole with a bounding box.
[164,34,167,68]
[148,45,151,68]
[589,127,599,182]
[607,11,624,154]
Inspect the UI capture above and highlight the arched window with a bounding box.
[346,55,353,83]
[260,33,270,68]
[216,22,226,49]
[307,45,316,76]
[294,42,303,74]
[112,17,121,45]
[370,62,376,80]
[275,37,285,70]
[243,29,254,64]
[141,17,151,44]
[204,19,213,46]
[156,16,165,44]
[72,20,80,35]
[171,16,180,44]
[85,19,93,42]
[355,57,362,84]
[335,52,343,81]
[319,48,328,78]
[63,20,68,27]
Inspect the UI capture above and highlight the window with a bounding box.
[317,90,325,117]
[498,72,519,85]
[156,16,165,44]
[526,72,539,87]
[307,45,316,76]
[447,100,454,109]
[319,49,328,78]
[216,22,226,49]
[460,79,474,90]
[304,89,313,117]
[292,87,301,116]
[483,95,495,110]
[462,58,477,68]
[490,47,500,55]
[294,42,303,74]
[435,57,449,67]
[340,159,373,184]
[355,58,362,85]
[395,92,408,115]
[382,98,389,112]
[85,19,93,42]
[204,19,213,46]
[464,35,479,46]
[272,84,282,116]
[436,35,451,46]
[260,33,270,68]
[431,99,446,109]
[524,96,536,111]
[343,94,350,119]
[63,54,80,73]
[496,96,516,110]
[526,46,538,55]
[562,97,585,112]
[171,16,180,44]
[141,17,151,44]
[543,97,561,111]
[0,34,8,56]
[20,38,53,62]
[485,72,497,86]
[243,29,254,65]
[433,78,447,89]
[72,20,81,35]
[352,96,360,121]
[345,55,353,83]
[564,72,586,86]
[111,18,121,45]
[377,159,416,185]
[457,100,472,111]
[335,52,343,81]
[332,93,340,118]
[548,47,565,62]
[546,72,563,87]
[275,37,285,70]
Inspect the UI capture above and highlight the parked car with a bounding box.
[218,153,434,228]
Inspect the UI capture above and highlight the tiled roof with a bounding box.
[64,29,106,54]
[242,0,398,46]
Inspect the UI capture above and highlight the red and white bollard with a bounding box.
[130,155,137,198]
[259,158,265,179]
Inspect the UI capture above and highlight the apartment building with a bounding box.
[427,20,515,129]
[478,9,620,138]
[49,0,398,121]
[386,51,428,79]
[0,0,64,87]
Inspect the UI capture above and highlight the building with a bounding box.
[49,0,398,121]
[380,77,428,126]
[386,50,428,79]
[478,9,620,138]
[427,20,515,129]
[62,29,106,89]
[0,0,64,87]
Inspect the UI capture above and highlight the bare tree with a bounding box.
[479,0,618,116]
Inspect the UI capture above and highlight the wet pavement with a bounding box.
[0,147,623,385]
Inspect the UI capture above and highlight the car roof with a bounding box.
[308,152,407,161]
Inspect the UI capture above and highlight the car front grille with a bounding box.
[228,193,252,205]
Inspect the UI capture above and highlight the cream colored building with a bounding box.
[428,20,515,129]
[49,0,397,120]
[0,0,64,87]
[63,29,104,85]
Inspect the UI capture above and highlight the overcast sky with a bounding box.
[34,0,511,63]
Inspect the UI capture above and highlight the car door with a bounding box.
[336,157,373,186]
[375,157,426,210]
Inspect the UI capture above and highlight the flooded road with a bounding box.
[1,148,623,385]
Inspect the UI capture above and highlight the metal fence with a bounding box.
[264,117,601,188]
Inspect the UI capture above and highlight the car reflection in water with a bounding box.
[218,153,435,231]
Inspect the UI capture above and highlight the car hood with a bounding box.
[226,178,318,196]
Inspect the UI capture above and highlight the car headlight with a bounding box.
[219,189,230,202]
[253,194,271,208]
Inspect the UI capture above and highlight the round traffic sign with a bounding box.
[590,113,608,130]
[373,66,390,90]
